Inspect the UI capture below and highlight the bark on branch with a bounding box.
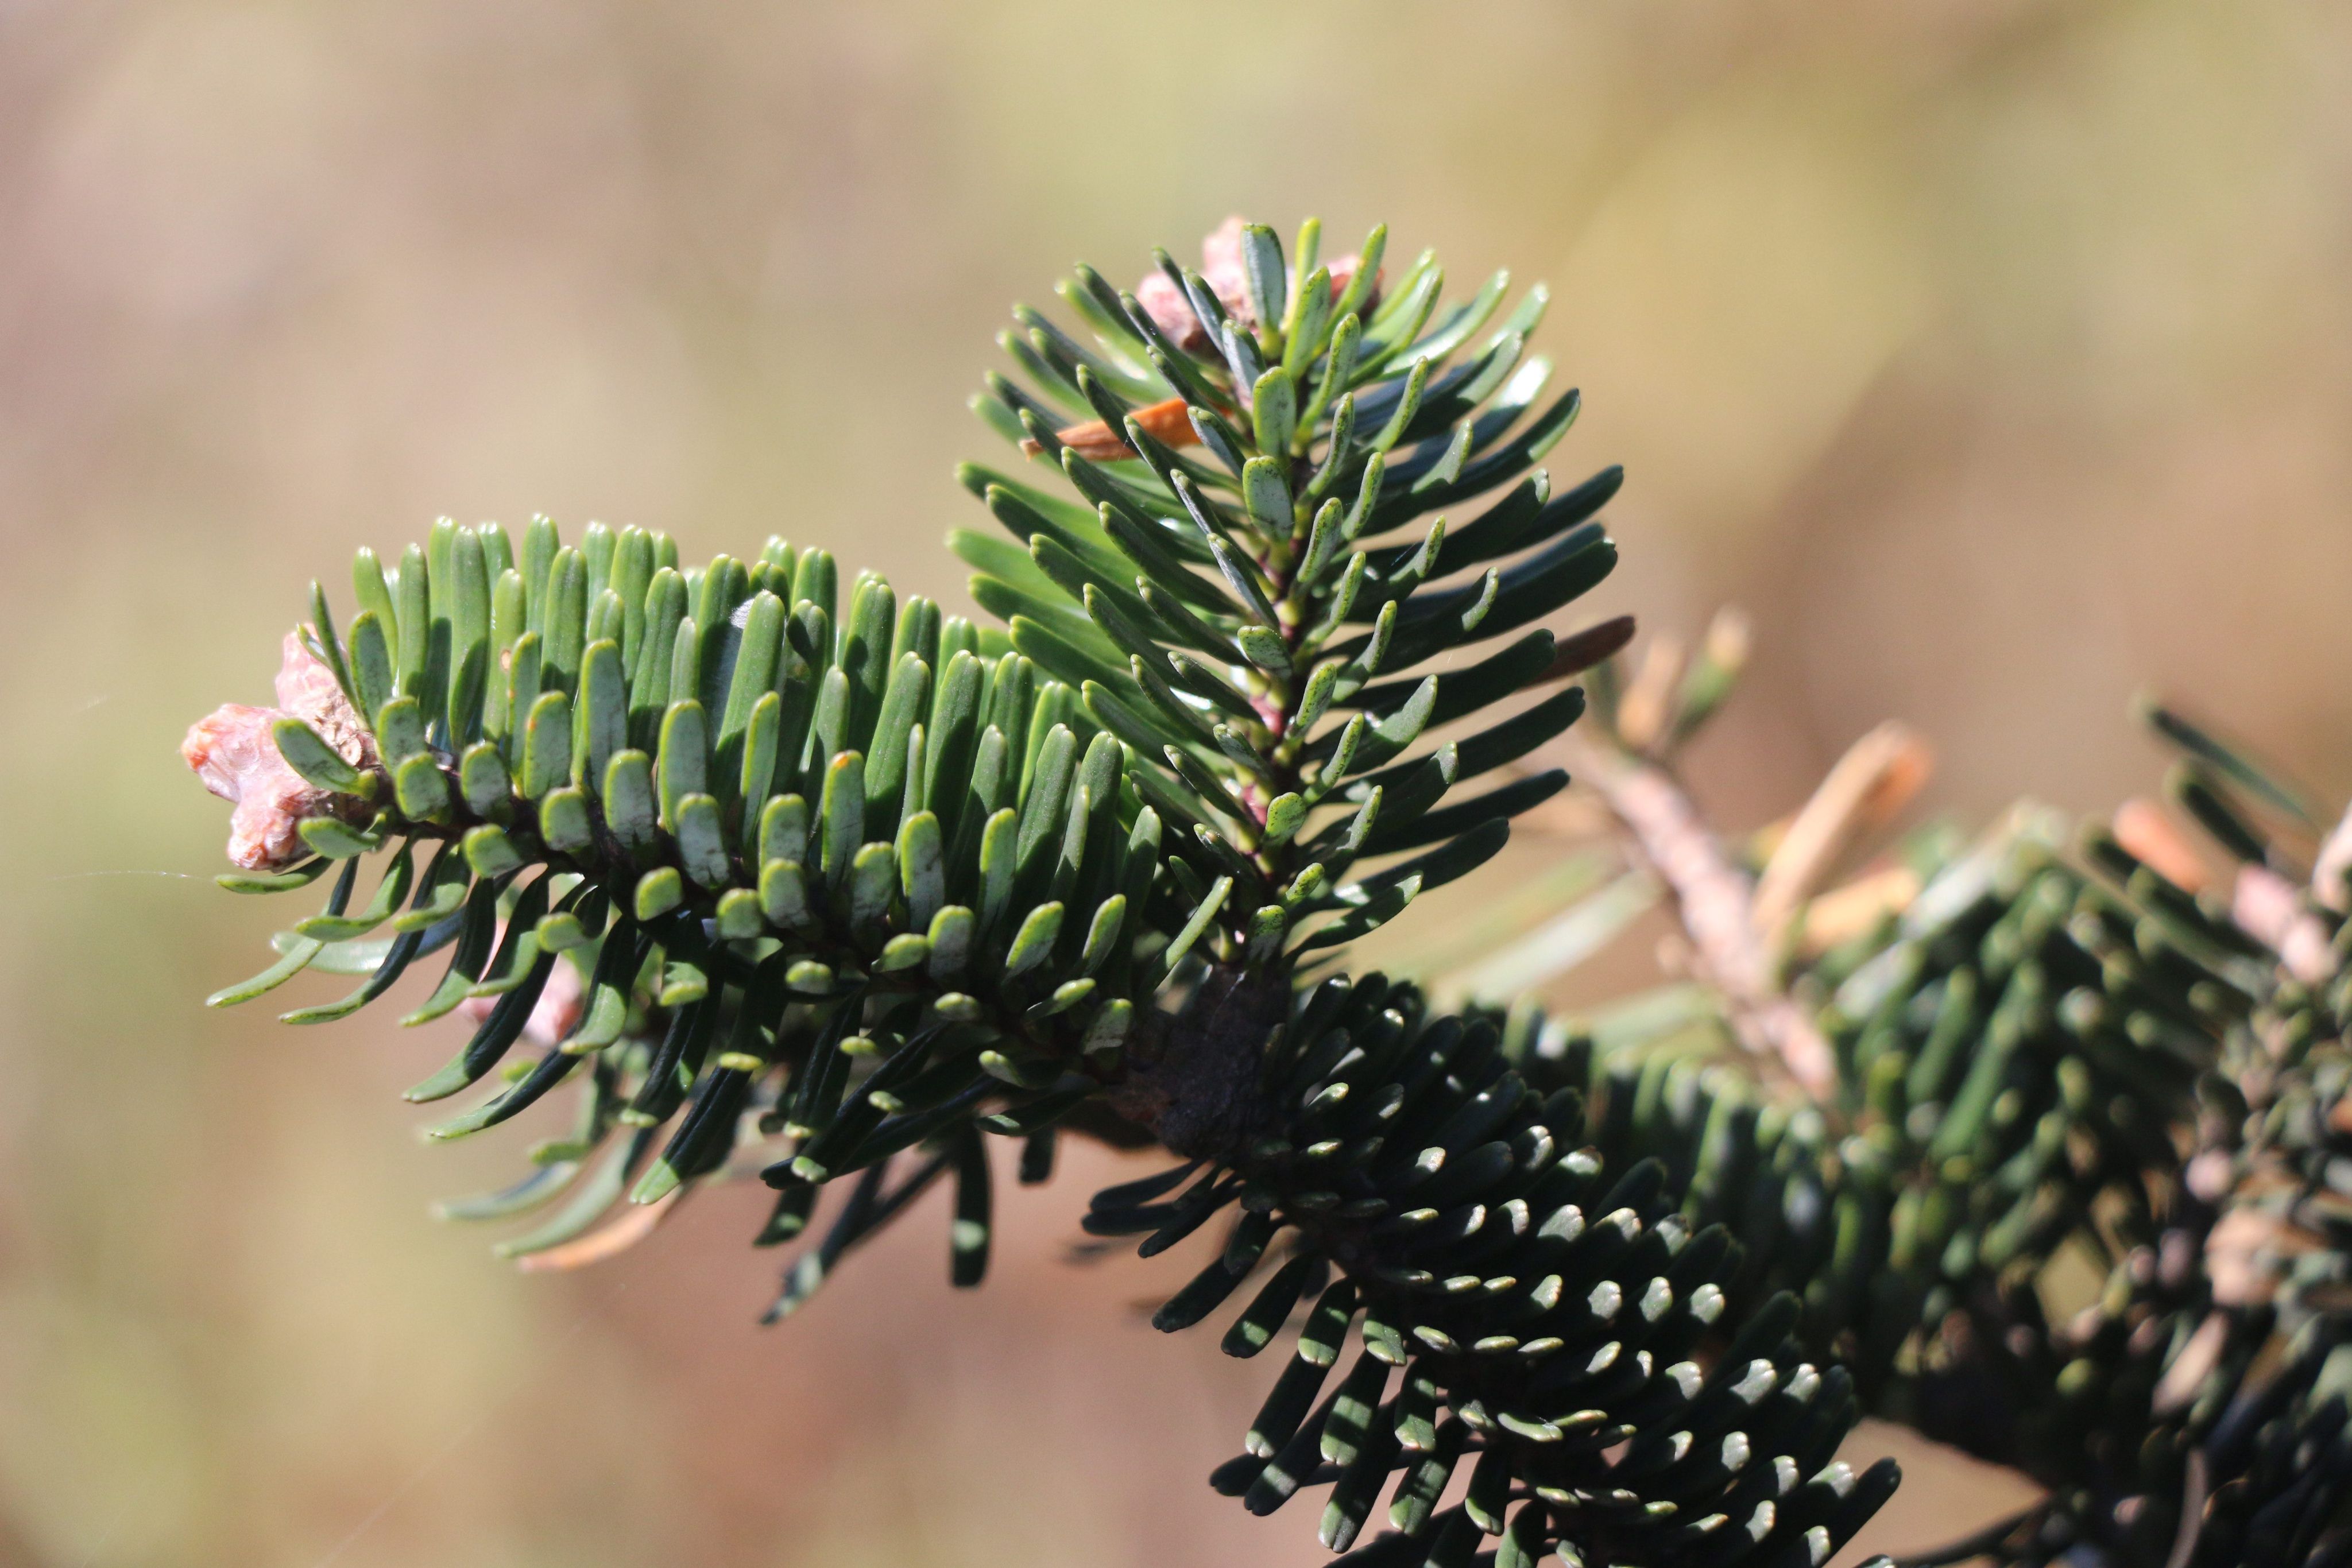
[1562,738,1840,1099]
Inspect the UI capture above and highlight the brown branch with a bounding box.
[1561,738,1840,1099]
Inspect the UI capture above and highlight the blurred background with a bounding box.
[3,0,2349,1563]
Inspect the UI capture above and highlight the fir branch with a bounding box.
[215,211,2347,1568]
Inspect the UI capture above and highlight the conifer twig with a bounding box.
[1561,737,1839,1097]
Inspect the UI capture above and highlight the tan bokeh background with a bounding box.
[2,1,2347,1563]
